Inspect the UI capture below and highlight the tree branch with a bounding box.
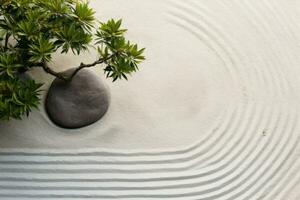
[66,54,114,81]
[40,54,114,82]
[4,33,9,49]
[41,61,69,81]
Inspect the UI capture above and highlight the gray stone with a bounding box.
[46,69,110,129]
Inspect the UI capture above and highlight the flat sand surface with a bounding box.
[0,0,299,199]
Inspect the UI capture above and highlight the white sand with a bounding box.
[0,0,299,199]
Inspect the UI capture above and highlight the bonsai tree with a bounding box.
[0,0,145,121]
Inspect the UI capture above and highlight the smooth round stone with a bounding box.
[46,69,110,129]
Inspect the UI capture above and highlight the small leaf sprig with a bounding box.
[96,19,145,81]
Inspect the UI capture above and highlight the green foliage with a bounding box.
[0,0,145,120]
[29,37,55,62]
[0,75,42,120]
[96,19,145,81]
[0,53,22,77]
[73,2,95,30]
[55,24,92,54]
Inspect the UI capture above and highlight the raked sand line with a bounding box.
[175,1,298,200]
[0,104,296,198]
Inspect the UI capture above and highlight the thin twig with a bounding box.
[41,54,114,82]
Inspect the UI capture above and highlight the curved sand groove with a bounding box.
[161,6,296,189]
[166,8,272,167]
[240,0,293,98]
[0,106,281,179]
[184,1,300,198]
[0,104,288,195]
[169,1,300,198]
[236,2,300,199]
[172,0,294,162]
[0,105,235,166]
[0,104,288,191]
[171,0,289,99]
[0,103,232,157]
[0,0,299,199]
[0,108,296,198]
[216,108,298,200]
[269,160,300,200]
